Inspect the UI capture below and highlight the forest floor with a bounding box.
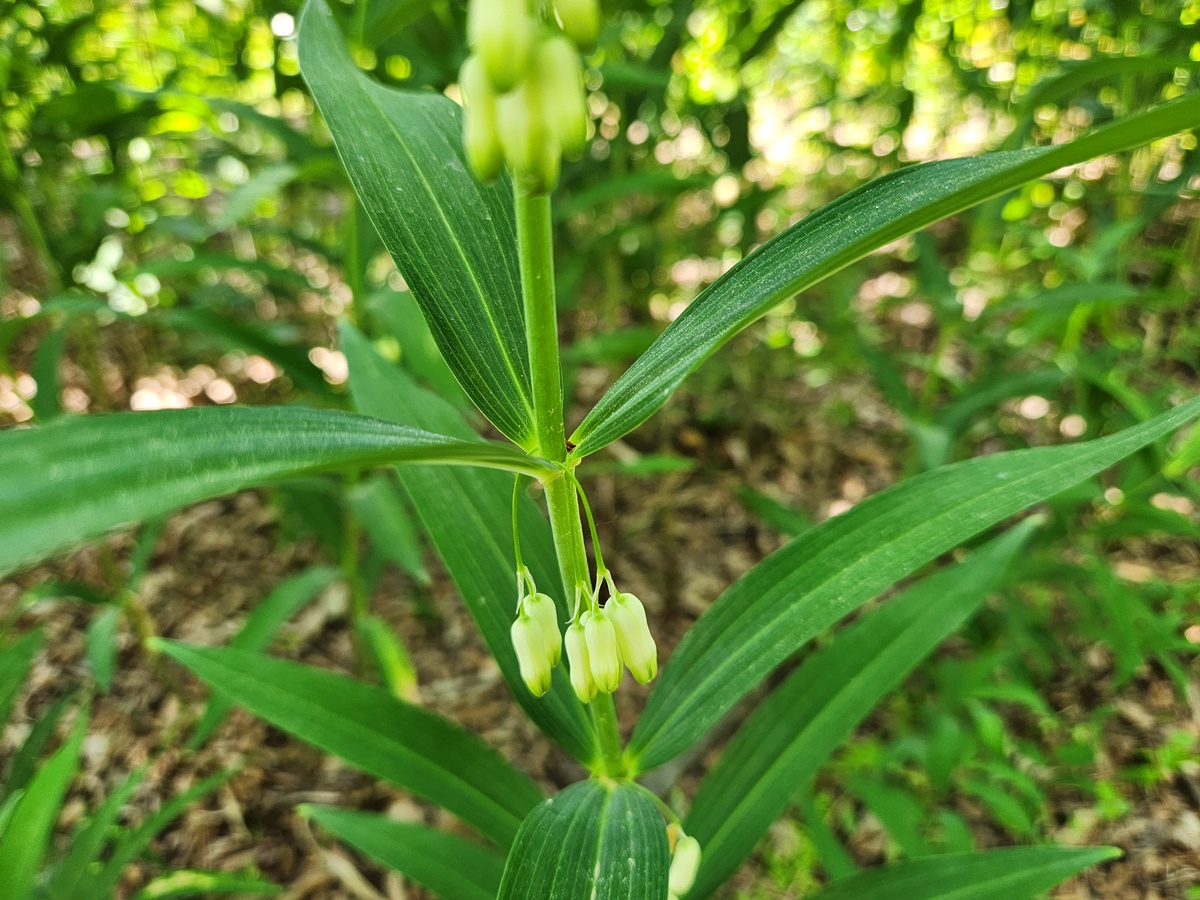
[2,365,1199,899]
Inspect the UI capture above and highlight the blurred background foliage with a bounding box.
[1,0,1199,895]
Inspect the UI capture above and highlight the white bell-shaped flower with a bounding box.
[565,620,597,703]
[522,591,562,667]
[582,609,622,693]
[510,613,552,697]
[668,832,701,897]
[608,591,657,683]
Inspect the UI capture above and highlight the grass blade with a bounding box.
[188,565,341,748]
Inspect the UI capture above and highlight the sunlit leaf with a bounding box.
[570,93,1200,457]
[131,870,282,899]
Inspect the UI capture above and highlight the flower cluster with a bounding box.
[510,566,658,703]
[459,0,595,192]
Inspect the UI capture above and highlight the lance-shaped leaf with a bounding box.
[303,806,504,900]
[0,710,87,900]
[341,323,596,763]
[188,566,342,748]
[155,641,544,848]
[0,406,553,579]
[80,769,237,898]
[497,780,668,899]
[685,522,1037,897]
[130,870,282,899]
[806,846,1120,900]
[629,396,1200,772]
[298,0,536,450]
[569,92,1200,457]
[0,632,42,731]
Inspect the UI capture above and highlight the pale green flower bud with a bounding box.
[511,613,552,696]
[565,620,597,703]
[583,609,622,693]
[534,36,588,159]
[468,0,534,93]
[668,833,701,896]
[496,77,561,193]
[459,55,503,182]
[552,0,600,52]
[523,591,562,667]
[608,592,656,683]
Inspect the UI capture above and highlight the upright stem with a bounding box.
[515,186,625,776]
[590,692,626,776]
[515,189,566,461]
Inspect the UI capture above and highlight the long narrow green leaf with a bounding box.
[630,396,1200,772]
[3,690,76,801]
[569,93,1200,457]
[807,846,1120,900]
[341,323,596,762]
[0,406,552,579]
[82,770,236,898]
[685,523,1037,897]
[298,0,536,450]
[0,710,87,900]
[86,605,120,692]
[188,566,341,748]
[0,792,22,843]
[303,805,504,900]
[155,641,543,847]
[348,476,431,586]
[47,765,149,899]
[0,632,42,729]
[1007,57,1200,146]
[131,870,282,899]
[497,781,668,899]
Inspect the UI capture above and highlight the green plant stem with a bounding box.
[590,690,626,777]
[341,488,371,674]
[515,186,625,776]
[543,475,590,611]
[514,188,565,462]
